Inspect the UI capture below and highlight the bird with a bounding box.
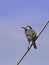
[22,25,37,49]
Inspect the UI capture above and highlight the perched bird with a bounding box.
[22,25,37,49]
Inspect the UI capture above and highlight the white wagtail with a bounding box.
[22,25,37,49]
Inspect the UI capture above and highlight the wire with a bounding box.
[16,21,49,65]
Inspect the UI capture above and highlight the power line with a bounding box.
[16,21,49,65]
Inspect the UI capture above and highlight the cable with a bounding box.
[16,21,49,65]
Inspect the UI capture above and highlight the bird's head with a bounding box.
[22,25,32,31]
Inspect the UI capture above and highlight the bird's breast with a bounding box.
[25,34,33,41]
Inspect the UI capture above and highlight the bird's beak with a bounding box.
[21,27,25,29]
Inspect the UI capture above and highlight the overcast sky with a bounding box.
[0,0,49,65]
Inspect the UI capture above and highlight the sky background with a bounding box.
[0,0,49,65]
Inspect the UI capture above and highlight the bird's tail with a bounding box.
[33,42,37,49]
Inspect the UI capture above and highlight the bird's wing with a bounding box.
[31,29,36,37]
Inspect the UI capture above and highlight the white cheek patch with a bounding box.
[26,27,30,30]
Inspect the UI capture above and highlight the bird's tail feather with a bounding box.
[33,42,37,49]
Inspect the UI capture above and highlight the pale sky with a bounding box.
[0,0,49,65]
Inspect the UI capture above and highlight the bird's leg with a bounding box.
[27,40,30,49]
[28,43,30,49]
